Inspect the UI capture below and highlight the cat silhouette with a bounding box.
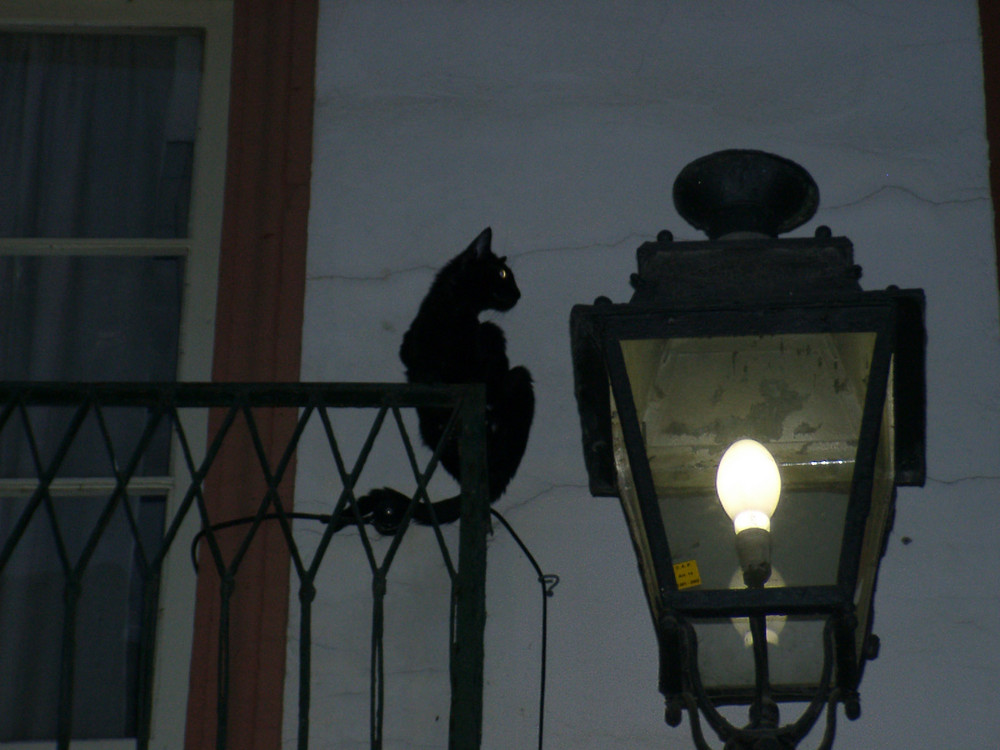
[359,227,534,533]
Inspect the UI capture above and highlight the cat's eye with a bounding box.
[499,268,508,279]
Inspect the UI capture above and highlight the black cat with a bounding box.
[358,227,534,533]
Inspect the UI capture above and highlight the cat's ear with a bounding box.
[471,227,492,258]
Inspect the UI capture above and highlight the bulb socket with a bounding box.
[736,527,772,588]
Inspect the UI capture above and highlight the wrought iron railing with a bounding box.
[0,381,489,750]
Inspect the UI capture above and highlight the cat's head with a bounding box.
[460,227,520,312]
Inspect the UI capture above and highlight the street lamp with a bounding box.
[570,150,925,749]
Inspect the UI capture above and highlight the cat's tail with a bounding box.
[337,487,462,536]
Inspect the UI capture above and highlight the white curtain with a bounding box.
[0,30,200,740]
[0,31,200,237]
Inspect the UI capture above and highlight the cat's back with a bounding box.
[399,227,518,383]
[400,300,479,382]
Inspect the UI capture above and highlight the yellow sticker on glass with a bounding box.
[673,560,702,590]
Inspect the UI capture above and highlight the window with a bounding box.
[0,2,232,746]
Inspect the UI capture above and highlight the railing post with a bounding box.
[449,385,489,750]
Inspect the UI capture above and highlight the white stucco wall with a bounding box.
[290,2,1000,748]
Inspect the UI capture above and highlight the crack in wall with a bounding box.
[501,481,590,516]
[306,231,645,283]
[826,183,989,211]
[926,473,1000,486]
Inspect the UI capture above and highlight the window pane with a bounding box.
[0,255,182,477]
[0,31,203,238]
[0,493,166,740]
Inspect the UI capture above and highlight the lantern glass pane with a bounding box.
[692,614,829,701]
[618,332,877,591]
[853,361,895,658]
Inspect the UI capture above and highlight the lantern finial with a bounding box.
[672,149,819,240]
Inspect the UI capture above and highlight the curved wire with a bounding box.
[490,508,559,750]
[189,512,333,573]
[189,504,559,750]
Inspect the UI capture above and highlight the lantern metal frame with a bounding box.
[596,295,898,615]
[569,151,926,750]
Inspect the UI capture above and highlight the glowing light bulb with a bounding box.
[716,439,781,533]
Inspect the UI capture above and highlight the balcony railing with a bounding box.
[0,381,489,750]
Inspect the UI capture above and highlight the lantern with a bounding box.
[570,150,925,749]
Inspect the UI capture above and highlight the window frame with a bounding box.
[0,1,233,748]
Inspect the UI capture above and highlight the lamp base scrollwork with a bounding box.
[662,617,857,750]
